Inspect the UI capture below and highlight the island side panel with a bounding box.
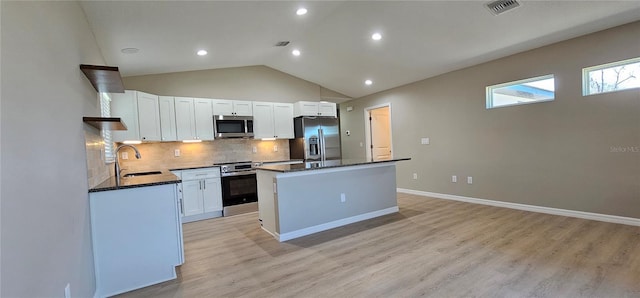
[89,184,182,297]
[257,170,279,236]
[275,163,398,236]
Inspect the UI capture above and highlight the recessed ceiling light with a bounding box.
[365,79,373,85]
[371,33,382,41]
[296,8,308,15]
[292,49,301,56]
[121,48,139,54]
[196,50,208,56]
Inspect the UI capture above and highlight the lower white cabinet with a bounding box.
[177,168,223,223]
[89,184,184,298]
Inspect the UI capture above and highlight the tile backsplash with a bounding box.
[85,129,111,188]
[116,139,290,173]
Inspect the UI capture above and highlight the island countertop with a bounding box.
[256,158,411,173]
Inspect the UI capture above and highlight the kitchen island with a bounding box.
[256,158,410,241]
[89,172,184,298]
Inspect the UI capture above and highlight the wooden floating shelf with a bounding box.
[83,117,128,131]
[80,64,125,93]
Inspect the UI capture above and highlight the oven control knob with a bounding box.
[220,165,229,173]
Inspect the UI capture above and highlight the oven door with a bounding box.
[221,173,257,207]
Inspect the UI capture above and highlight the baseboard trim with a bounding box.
[277,206,400,242]
[397,188,640,227]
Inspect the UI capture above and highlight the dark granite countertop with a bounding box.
[256,158,411,173]
[169,165,220,171]
[255,159,304,165]
[89,171,181,193]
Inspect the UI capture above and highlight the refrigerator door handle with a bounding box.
[318,128,326,162]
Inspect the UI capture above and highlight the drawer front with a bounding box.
[181,168,220,180]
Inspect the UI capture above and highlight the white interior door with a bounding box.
[367,105,392,161]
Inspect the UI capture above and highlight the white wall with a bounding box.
[122,65,351,103]
[1,2,105,297]
[340,21,640,219]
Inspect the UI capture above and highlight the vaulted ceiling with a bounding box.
[80,1,640,100]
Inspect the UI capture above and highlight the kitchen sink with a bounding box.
[123,171,162,178]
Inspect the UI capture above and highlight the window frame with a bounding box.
[99,92,115,164]
[582,56,640,96]
[486,74,556,109]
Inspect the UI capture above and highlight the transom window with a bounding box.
[583,57,640,96]
[486,75,555,109]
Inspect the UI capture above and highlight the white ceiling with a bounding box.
[80,1,640,100]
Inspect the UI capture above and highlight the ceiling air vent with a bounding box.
[275,41,290,47]
[486,0,520,15]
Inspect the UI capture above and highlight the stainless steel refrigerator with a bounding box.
[289,116,341,162]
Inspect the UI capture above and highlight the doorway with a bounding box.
[364,103,393,162]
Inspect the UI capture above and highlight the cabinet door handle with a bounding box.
[199,180,202,189]
[203,181,206,190]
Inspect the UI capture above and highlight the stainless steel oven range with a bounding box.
[214,161,258,216]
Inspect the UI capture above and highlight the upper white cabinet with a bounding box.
[112,90,161,142]
[175,97,215,141]
[212,99,253,116]
[194,98,215,140]
[253,102,294,139]
[293,101,337,117]
[158,96,177,142]
[174,97,196,141]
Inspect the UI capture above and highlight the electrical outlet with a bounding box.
[452,175,457,183]
[121,152,128,160]
[340,193,346,203]
[252,146,257,153]
[413,173,418,180]
[174,149,180,157]
[467,176,473,184]
[273,145,278,152]
[64,283,71,298]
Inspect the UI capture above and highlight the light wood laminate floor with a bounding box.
[117,193,640,297]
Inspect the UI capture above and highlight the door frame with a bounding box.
[364,103,393,162]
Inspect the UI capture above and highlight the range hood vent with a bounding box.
[274,41,290,47]
[486,0,520,15]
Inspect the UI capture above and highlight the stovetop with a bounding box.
[213,161,252,166]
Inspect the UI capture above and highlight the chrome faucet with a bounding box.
[114,144,142,181]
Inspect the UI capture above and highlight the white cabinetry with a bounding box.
[174,97,215,141]
[253,102,294,139]
[179,168,223,223]
[194,98,215,140]
[158,96,177,141]
[90,184,184,297]
[112,90,162,142]
[293,101,337,117]
[212,99,253,116]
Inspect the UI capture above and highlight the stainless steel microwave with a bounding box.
[213,115,254,138]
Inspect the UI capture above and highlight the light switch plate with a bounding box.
[174,149,180,157]
[467,176,473,184]
[421,138,430,145]
[252,146,257,153]
[273,145,278,152]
